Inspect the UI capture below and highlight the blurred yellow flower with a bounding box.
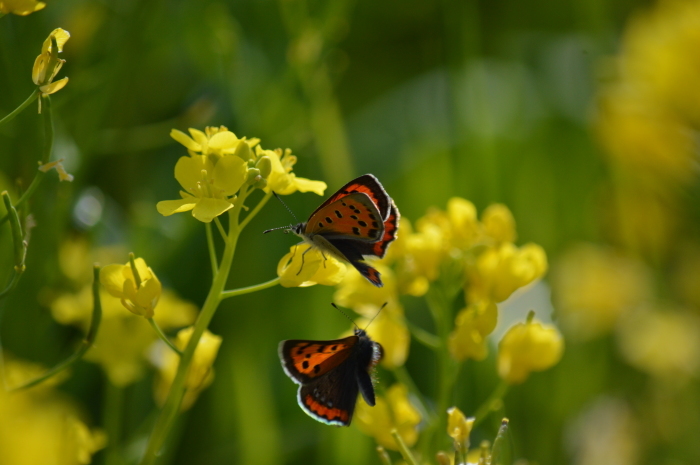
[0,355,105,465]
[617,308,700,379]
[32,28,70,108]
[467,242,548,303]
[334,262,398,312]
[0,0,45,15]
[354,384,421,450]
[481,203,516,243]
[263,147,327,195]
[153,327,222,410]
[552,244,651,340]
[497,315,564,384]
[447,406,474,454]
[355,304,410,369]
[101,257,162,318]
[277,243,347,287]
[52,287,197,386]
[156,153,246,223]
[448,300,498,362]
[170,126,260,159]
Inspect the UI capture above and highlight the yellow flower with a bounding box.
[447,406,474,454]
[32,28,70,108]
[334,262,398,311]
[467,242,548,303]
[51,287,197,386]
[156,153,246,222]
[263,147,327,195]
[153,327,222,411]
[497,315,564,384]
[616,308,700,379]
[0,355,105,465]
[101,257,162,318]
[170,126,260,160]
[552,244,651,340]
[0,0,45,15]
[448,300,498,361]
[355,303,410,369]
[481,203,516,243]
[277,243,347,287]
[354,384,421,450]
[38,158,74,182]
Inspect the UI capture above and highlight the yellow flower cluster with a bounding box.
[0,355,105,465]
[354,384,421,451]
[0,0,45,15]
[597,0,700,186]
[157,126,326,223]
[32,28,70,109]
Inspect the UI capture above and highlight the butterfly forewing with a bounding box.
[304,192,384,242]
[279,336,358,384]
[309,174,391,221]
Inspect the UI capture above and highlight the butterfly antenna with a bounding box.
[331,303,360,331]
[363,302,388,331]
[263,193,300,234]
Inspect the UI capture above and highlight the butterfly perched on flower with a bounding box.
[279,325,383,426]
[266,174,399,287]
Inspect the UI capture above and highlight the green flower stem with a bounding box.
[103,382,126,465]
[129,252,143,287]
[0,193,26,299]
[213,216,226,240]
[376,446,393,465]
[4,266,103,390]
[141,184,271,465]
[205,223,218,275]
[220,277,280,300]
[238,190,272,231]
[391,429,419,465]
[473,381,509,427]
[0,89,39,126]
[0,95,54,227]
[148,318,182,356]
[405,319,440,349]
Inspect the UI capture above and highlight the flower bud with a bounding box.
[256,155,272,178]
[246,168,261,183]
[232,139,254,161]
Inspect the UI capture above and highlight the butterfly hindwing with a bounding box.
[309,174,390,221]
[298,363,361,426]
[279,336,358,384]
[351,200,400,259]
[304,192,384,242]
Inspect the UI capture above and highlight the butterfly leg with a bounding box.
[320,250,328,268]
[297,245,313,275]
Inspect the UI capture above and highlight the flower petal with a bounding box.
[293,177,327,195]
[213,156,247,196]
[40,77,69,95]
[277,244,323,287]
[208,131,239,151]
[100,264,128,298]
[170,129,201,152]
[156,198,196,216]
[191,198,233,223]
[174,156,206,192]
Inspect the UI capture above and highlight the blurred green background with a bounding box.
[2,0,700,464]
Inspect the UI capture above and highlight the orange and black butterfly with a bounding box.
[267,174,399,287]
[279,327,383,426]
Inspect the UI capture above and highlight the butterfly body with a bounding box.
[279,328,383,426]
[287,174,400,287]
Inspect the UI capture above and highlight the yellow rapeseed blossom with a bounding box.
[101,257,162,318]
[51,286,197,386]
[447,406,474,454]
[32,28,70,110]
[467,242,548,303]
[481,204,516,243]
[616,308,700,379]
[448,300,498,361]
[38,158,74,182]
[156,153,246,223]
[170,126,260,159]
[264,147,327,196]
[0,355,105,465]
[497,315,564,384]
[354,384,421,450]
[277,243,347,287]
[152,327,222,410]
[334,262,398,312]
[552,244,651,340]
[0,0,45,15]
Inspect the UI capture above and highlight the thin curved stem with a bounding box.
[3,266,103,391]
[472,381,509,427]
[220,277,280,300]
[213,217,226,241]
[238,190,272,231]
[148,318,182,356]
[0,89,39,126]
[205,223,218,276]
[405,319,440,349]
[391,429,419,465]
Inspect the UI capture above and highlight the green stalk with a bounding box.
[205,223,218,275]
[0,89,39,126]
[220,277,280,300]
[103,382,126,465]
[472,381,509,427]
[391,429,419,465]
[148,318,182,356]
